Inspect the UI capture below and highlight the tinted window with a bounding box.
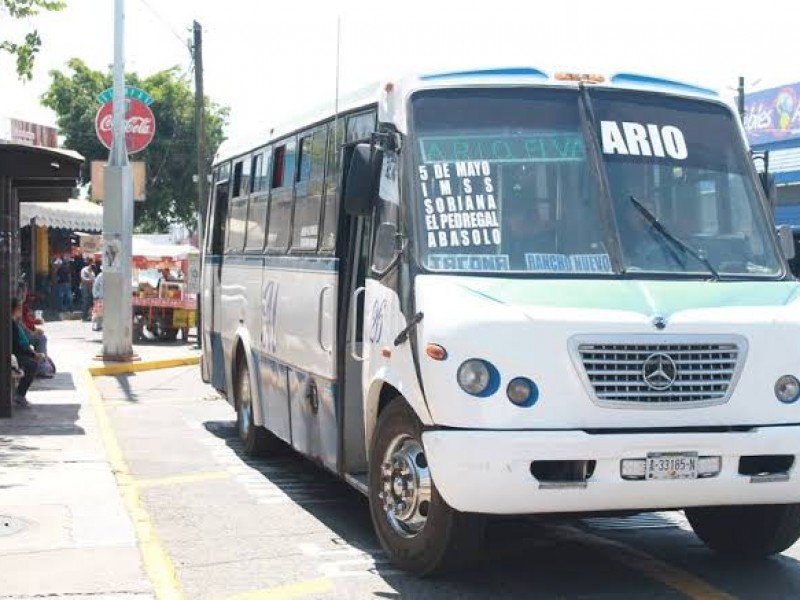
[320,118,345,252]
[241,155,252,196]
[245,149,271,252]
[231,160,243,198]
[225,192,249,252]
[292,127,327,250]
[207,165,230,256]
[266,139,296,251]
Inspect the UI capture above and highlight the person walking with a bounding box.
[79,258,96,321]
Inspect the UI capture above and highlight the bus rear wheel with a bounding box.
[368,398,486,575]
[234,354,275,457]
[686,503,800,558]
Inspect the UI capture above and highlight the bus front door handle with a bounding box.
[318,285,333,354]
[351,286,366,362]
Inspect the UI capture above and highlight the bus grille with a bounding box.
[577,341,743,406]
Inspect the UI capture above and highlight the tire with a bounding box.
[686,503,800,558]
[234,354,275,457]
[367,398,486,575]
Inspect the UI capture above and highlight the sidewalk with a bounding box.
[0,321,200,599]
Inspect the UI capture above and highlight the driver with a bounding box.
[506,185,558,269]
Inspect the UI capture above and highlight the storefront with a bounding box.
[744,82,800,225]
[0,143,82,417]
[18,199,103,310]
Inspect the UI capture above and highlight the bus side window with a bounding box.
[266,139,296,252]
[292,127,327,251]
[208,162,231,256]
[346,110,376,142]
[320,119,345,252]
[245,147,271,252]
[226,158,250,253]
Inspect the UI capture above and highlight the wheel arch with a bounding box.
[230,326,265,428]
[365,373,432,454]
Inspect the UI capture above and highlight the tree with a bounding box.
[2,0,65,80]
[41,58,228,231]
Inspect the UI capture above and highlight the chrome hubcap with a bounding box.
[378,434,431,538]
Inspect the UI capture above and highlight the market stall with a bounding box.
[94,240,199,342]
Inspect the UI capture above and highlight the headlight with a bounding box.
[775,375,800,403]
[457,359,497,397]
[507,377,538,407]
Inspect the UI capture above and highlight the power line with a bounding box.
[134,0,191,54]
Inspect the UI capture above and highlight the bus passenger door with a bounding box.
[340,213,371,475]
[201,179,230,390]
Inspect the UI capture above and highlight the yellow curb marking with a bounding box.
[86,370,184,600]
[551,524,734,600]
[225,577,334,600]
[89,355,200,377]
[137,471,231,489]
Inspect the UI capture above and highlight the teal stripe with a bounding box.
[455,279,800,317]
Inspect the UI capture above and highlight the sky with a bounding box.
[2,0,799,158]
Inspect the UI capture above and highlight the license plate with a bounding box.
[646,452,698,480]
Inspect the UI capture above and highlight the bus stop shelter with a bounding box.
[0,143,83,417]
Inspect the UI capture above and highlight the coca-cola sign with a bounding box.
[95,86,156,154]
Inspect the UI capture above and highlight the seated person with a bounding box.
[11,298,45,408]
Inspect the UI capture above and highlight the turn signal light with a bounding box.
[554,72,605,84]
[426,343,448,361]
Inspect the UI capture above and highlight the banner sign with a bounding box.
[744,82,800,145]
[95,86,156,154]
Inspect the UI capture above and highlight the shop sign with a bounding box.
[95,86,156,154]
[744,82,800,145]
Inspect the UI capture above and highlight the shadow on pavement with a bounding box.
[0,403,84,437]
[198,420,671,597]
[32,372,76,392]
[200,418,800,598]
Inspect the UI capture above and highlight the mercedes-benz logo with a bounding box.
[642,353,678,391]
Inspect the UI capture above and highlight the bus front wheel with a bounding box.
[368,398,486,575]
[234,355,274,457]
[686,503,800,558]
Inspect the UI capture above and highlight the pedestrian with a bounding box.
[80,258,96,321]
[92,268,104,331]
[55,257,72,312]
[71,253,85,309]
[11,298,45,409]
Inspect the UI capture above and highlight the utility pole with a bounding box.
[738,76,746,123]
[193,21,207,233]
[101,0,136,361]
[193,20,206,349]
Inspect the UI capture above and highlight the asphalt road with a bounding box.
[94,366,800,600]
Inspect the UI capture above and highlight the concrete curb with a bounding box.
[89,355,200,377]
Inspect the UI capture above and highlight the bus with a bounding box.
[201,67,800,575]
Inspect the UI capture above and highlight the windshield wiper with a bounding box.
[629,195,720,280]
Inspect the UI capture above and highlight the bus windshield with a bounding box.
[410,87,783,277]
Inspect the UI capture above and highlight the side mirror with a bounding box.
[777,224,796,261]
[343,143,383,216]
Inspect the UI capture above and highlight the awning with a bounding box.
[19,198,102,231]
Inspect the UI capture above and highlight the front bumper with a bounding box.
[422,426,800,514]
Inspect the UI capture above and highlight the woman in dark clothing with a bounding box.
[11,298,44,408]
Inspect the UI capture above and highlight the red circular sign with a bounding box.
[95,98,156,154]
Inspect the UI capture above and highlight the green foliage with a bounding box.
[2,0,65,80]
[41,58,228,232]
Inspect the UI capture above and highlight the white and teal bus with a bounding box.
[201,67,800,574]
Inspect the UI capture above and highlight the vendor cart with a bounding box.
[93,240,199,342]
